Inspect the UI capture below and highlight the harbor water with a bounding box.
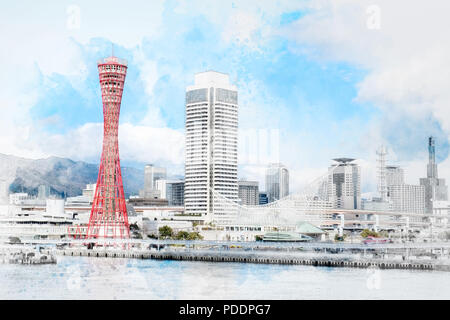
[1,255,450,299]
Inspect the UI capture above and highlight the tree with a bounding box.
[175,231,190,240]
[159,225,174,239]
[8,236,21,244]
[334,234,347,241]
[361,229,380,238]
[129,223,139,231]
[187,232,203,240]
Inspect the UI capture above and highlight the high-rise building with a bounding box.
[184,71,238,223]
[420,137,448,213]
[376,146,388,202]
[142,164,166,198]
[327,158,361,209]
[155,179,185,206]
[86,55,130,239]
[386,166,404,187]
[259,192,269,205]
[238,180,259,206]
[265,163,289,203]
[38,185,50,200]
[383,164,424,215]
[388,184,425,214]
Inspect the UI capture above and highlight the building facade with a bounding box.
[156,179,185,206]
[238,180,259,206]
[388,184,425,214]
[259,192,268,205]
[184,71,238,223]
[327,158,361,209]
[265,163,289,203]
[386,166,404,187]
[38,185,50,200]
[419,137,448,213]
[142,164,166,199]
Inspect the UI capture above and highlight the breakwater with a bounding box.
[52,248,450,271]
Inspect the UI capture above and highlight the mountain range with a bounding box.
[0,153,144,199]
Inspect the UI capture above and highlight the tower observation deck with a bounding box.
[86,55,130,239]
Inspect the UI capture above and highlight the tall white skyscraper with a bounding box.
[184,71,238,223]
[265,163,289,203]
[327,158,361,209]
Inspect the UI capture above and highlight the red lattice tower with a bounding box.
[86,55,130,240]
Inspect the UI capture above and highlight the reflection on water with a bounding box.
[1,256,450,299]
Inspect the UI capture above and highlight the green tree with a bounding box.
[175,231,190,240]
[129,223,139,231]
[334,234,347,241]
[361,229,380,238]
[159,225,174,239]
[187,232,203,240]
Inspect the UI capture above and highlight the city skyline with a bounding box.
[1,1,450,197]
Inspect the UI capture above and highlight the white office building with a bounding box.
[327,158,361,209]
[388,184,425,214]
[184,71,238,223]
[386,166,404,187]
[265,163,289,203]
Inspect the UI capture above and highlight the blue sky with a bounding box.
[1,0,450,194]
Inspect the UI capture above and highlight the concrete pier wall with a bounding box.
[49,248,450,271]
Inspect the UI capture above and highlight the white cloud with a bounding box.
[286,0,450,131]
[23,122,184,167]
[278,0,450,190]
[222,11,264,50]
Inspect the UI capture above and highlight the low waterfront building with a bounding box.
[9,193,46,206]
[142,219,193,237]
[0,204,76,241]
[128,197,169,207]
[262,232,313,242]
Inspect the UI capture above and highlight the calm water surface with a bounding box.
[1,256,449,299]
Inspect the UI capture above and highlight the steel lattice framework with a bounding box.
[86,56,130,239]
[210,164,442,230]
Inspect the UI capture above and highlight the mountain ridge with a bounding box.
[0,153,143,198]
